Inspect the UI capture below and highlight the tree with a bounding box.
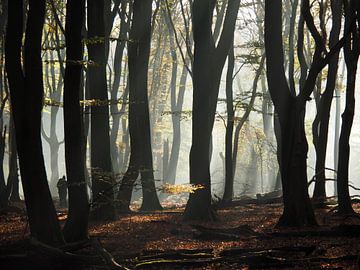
[62,0,89,242]
[184,0,240,221]
[312,0,342,201]
[265,0,345,226]
[266,0,316,226]
[337,0,359,215]
[87,0,116,220]
[0,0,8,207]
[117,0,162,212]
[222,44,235,202]
[109,0,131,174]
[7,117,20,202]
[5,0,63,244]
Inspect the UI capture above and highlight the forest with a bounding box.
[1,0,360,269]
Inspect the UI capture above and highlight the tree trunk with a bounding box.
[0,1,8,207]
[87,0,116,220]
[117,0,162,212]
[0,124,6,205]
[222,44,235,202]
[8,117,20,202]
[265,0,317,227]
[184,0,240,221]
[5,0,64,245]
[110,0,130,174]
[62,0,89,242]
[337,1,359,215]
[312,0,342,201]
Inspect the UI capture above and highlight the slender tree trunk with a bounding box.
[337,1,359,215]
[0,125,6,205]
[110,0,130,174]
[312,0,342,201]
[62,0,89,242]
[0,1,9,207]
[288,0,298,95]
[222,44,235,202]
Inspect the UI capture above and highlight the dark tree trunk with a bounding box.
[117,0,162,212]
[222,44,235,202]
[333,65,343,196]
[265,0,317,227]
[87,0,116,220]
[184,0,240,221]
[0,125,6,205]
[8,118,20,202]
[266,0,345,226]
[312,0,342,200]
[337,0,359,215]
[288,0,298,95]
[62,0,89,242]
[5,0,64,244]
[110,0,130,174]
[0,0,9,207]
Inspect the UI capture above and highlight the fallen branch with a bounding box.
[219,245,317,257]
[134,254,293,269]
[133,250,358,269]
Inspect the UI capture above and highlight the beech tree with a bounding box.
[117,0,162,212]
[265,0,345,226]
[87,0,116,220]
[5,0,63,244]
[312,0,342,201]
[337,0,359,215]
[62,0,89,242]
[184,0,240,221]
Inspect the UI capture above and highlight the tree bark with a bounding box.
[312,0,342,200]
[184,0,240,221]
[117,0,162,212]
[222,44,235,203]
[110,0,130,174]
[62,0,89,242]
[5,0,64,244]
[8,117,20,202]
[265,0,317,227]
[87,0,116,220]
[337,0,359,215]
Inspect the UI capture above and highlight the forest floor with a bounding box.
[1,199,360,269]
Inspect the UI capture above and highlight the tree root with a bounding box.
[191,224,260,240]
[0,237,129,270]
[132,247,357,269]
[262,224,360,238]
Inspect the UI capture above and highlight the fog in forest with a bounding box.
[36,51,360,200]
